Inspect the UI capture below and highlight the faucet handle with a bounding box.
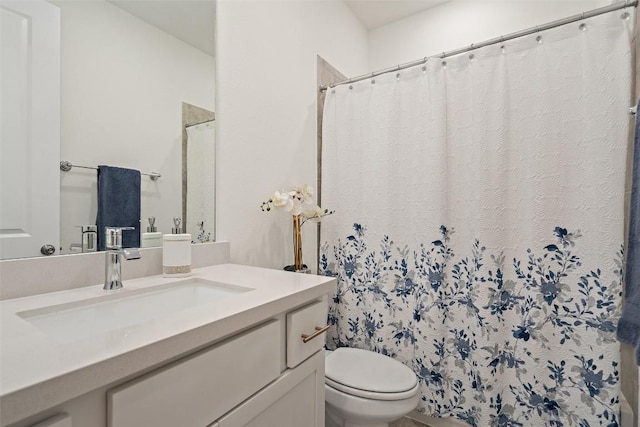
[172,217,182,234]
[105,226,136,249]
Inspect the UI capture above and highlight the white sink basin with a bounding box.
[17,278,253,342]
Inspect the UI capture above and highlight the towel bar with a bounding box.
[60,161,161,180]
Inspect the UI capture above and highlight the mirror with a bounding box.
[183,102,215,243]
[0,0,216,260]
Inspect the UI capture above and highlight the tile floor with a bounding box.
[390,417,431,427]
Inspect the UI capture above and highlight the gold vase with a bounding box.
[292,214,303,271]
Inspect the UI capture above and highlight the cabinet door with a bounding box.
[108,320,282,427]
[217,350,325,427]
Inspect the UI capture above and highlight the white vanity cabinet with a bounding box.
[215,299,328,427]
[108,319,283,427]
[112,297,328,427]
[215,350,325,427]
[8,296,329,427]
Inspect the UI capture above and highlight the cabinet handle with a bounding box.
[301,325,330,343]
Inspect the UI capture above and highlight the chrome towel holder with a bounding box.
[59,160,161,180]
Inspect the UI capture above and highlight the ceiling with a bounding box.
[109,1,216,56]
[107,0,450,57]
[345,0,451,30]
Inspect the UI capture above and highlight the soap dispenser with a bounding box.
[141,217,163,248]
[162,217,192,277]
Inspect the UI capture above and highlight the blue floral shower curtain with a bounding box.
[320,11,632,427]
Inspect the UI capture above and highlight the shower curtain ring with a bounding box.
[535,26,543,43]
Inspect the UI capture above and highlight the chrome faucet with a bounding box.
[104,227,141,290]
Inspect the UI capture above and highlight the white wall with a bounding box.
[54,0,215,253]
[215,0,368,269]
[369,0,611,71]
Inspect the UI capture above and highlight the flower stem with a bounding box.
[293,215,303,271]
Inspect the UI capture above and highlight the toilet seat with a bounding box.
[325,348,418,401]
[325,376,420,401]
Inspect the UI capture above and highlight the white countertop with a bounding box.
[0,263,336,425]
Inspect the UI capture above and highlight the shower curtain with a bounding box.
[321,11,632,427]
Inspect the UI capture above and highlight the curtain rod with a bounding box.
[185,118,215,129]
[320,0,637,92]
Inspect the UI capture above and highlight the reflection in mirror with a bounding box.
[183,103,215,244]
[1,0,60,260]
[0,0,216,260]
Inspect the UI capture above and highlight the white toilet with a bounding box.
[325,348,420,427]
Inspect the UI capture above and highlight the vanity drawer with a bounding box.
[286,298,328,368]
[108,319,282,427]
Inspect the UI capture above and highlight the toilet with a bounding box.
[325,348,420,427]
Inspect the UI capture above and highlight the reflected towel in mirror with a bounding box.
[96,165,141,250]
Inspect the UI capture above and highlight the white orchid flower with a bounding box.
[300,185,314,203]
[302,205,334,223]
[284,198,294,212]
[290,199,303,216]
[271,191,295,212]
[302,205,323,219]
[288,190,300,203]
[262,185,332,220]
[272,191,290,207]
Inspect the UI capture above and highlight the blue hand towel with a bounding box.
[96,165,141,251]
[617,100,640,365]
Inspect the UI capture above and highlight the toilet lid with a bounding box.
[325,348,417,394]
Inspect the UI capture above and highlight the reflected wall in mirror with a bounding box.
[0,0,216,260]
